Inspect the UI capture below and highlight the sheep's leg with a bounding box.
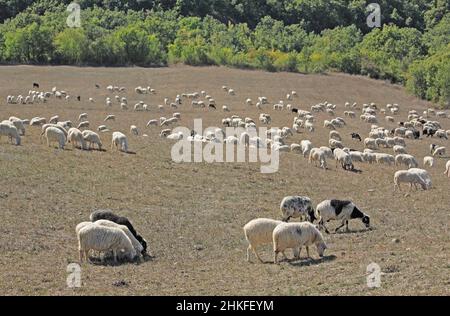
[273,251,279,264]
[79,249,83,262]
[112,249,117,263]
[321,220,331,234]
[306,246,310,258]
[246,245,251,262]
[345,220,349,232]
[252,247,264,263]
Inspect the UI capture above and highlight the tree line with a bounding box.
[0,0,448,106]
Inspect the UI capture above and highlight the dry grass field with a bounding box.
[0,65,449,295]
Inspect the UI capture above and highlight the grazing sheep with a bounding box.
[243,218,283,263]
[329,131,341,141]
[30,117,47,126]
[45,126,66,149]
[160,129,171,138]
[130,125,139,136]
[394,169,432,192]
[111,132,129,153]
[423,156,434,168]
[77,224,137,263]
[94,220,143,256]
[329,139,344,149]
[272,222,327,263]
[77,121,90,129]
[8,117,26,135]
[82,130,102,150]
[89,210,147,255]
[393,145,407,154]
[78,113,88,121]
[305,121,315,132]
[104,115,115,122]
[315,200,370,233]
[0,121,21,145]
[395,154,418,168]
[432,146,446,157]
[146,119,158,127]
[334,148,354,170]
[280,196,315,222]
[300,140,313,158]
[348,151,365,163]
[49,115,59,124]
[58,121,73,130]
[375,153,395,166]
[67,128,87,150]
[309,148,328,169]
[444,160,450,177]
[97,125,109,132]
[364,138,377,150]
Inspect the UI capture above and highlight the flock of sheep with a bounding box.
[2,80,450,266]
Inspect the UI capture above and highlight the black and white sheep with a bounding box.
[315,199,370,233]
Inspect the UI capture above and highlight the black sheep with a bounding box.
[350,133,362,141]
[33,82,39,88]
[90,210,148,255]
[291,108,299,113]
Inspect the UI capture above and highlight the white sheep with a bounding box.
[8,117,26,135]
[111,132,129,153]
[78,113,88,121]
[300,140,313,158]
[423,156,434,168]
[82,130,102,150]
[104,115,115,122]
[309,148,327,169]
[444,160,450,177]
[329,139,344,149]
[243,218,283,263]
[364,138,377,150]
[146,119,158,127]
[130,125,139,136]
[375,153,395,166]
[394,169,432,192]
[49,115,59,124]
[94,220,143,255]
[67,128,87,150]
[393,145,407,154]
[432,146,446,157]
[0,121,21,145]
[45,126,66,149]
[77,121,90,129]
[329,131,341,141]
[272,222,327,263]
[30,117,47,126]
[334,148,354,170]
[77,223,137,263]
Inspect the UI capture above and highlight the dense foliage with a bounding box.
[0,0,448,106]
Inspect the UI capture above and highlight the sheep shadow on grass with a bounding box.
[334,227,374,235]
[87,253,152,266]
[286,254,337,267]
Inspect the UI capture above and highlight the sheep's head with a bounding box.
[316,242,327,258]
[136,235,147,255]
[362,215,370,228]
